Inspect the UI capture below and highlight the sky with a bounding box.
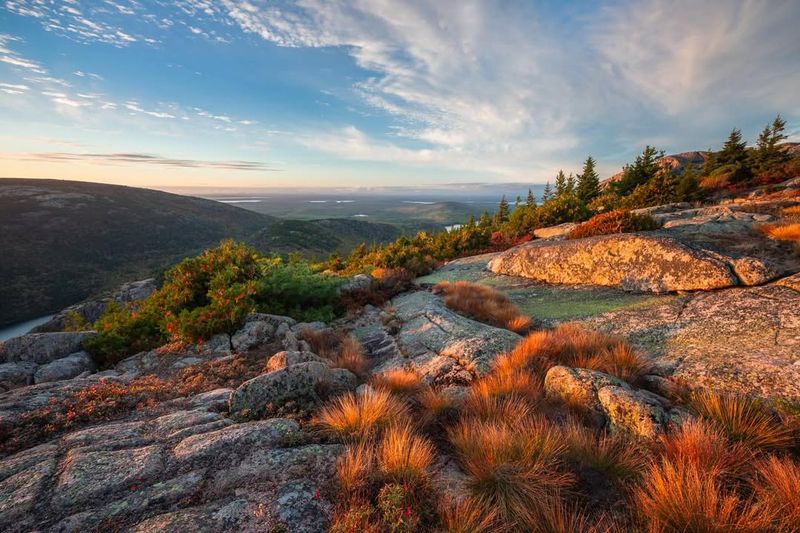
[0,0,798,189]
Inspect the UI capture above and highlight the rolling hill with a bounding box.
[0,179,400,327]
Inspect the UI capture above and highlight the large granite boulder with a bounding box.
[0,331,96,364]
[229,362,357,416]
[597,386,669,438]
[390,291,521,376]
[490,234,753,293]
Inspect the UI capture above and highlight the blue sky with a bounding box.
[1,0,798,188]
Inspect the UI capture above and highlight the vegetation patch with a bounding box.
[432,281,532,333]
[565,209,660,240]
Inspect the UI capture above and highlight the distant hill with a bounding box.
[0,179,400,327]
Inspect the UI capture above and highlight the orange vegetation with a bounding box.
[759,222,800,241]
[371,368,426,397]
[377,423,435,484]
[433,281,532,333]
[316,388,409,441]
[565,209,660,240]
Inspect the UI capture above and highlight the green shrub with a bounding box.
[87,240,344,365]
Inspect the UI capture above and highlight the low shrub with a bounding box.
[565,209,660,240]
[433,281,532,333]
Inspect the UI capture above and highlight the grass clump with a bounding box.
[689,391,795,451]
[433,281,532,333]
[371,369,426,397]
[437,497,497,533]
[329,335,369,378]
[658,419,751,479]
[750,455,800,531]
[759,222,800,242]
[562,421,646,483]
[495,323,651,384]
[565,209,660,240]
[377,423,436,485]
[316,388,409,442]
[448,417,572,528]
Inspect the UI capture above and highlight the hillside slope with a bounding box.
[0,179,400,328]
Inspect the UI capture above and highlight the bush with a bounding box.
[87,241,343,364]
[565,210,660,240]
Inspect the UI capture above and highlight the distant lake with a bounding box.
[0,314,54,342]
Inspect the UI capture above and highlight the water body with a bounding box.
[0,314,54,342]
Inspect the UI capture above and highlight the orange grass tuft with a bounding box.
[496,324,647,383]
[750,455,800,532]
[371,368,426,397]
[337,441,376,498]
[437,496,499,533]
[658,418,752,479]
[297,326,341,358]
[470,369,544,405]
[433,281,532,333]
[634,458,764,532]
[377,423,436,484]
[759,222,800,241]
[316,388,409,441]
[330,335,368,378]
[562,420,647,482]
[689,391,795,451]
[448,417,572,527]
[463,392,535,425]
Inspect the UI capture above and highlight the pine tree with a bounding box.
[493,195,510,225]
[555,170,567,196]
[675,162,702,203]
[466,213,476,228]
[478,210,492,228]
[526,188,536,208]
[755,114,788,171]
[576,156,600,203]
[542,181,553,202]
[515,195,522,208]
[612,145,663,196]
[566,173,576,193]
[716,128,748,167]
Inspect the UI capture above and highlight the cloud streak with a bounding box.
[3,152,278,171]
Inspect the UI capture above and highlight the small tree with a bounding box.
[612,145,664,196]
[526,188,536,208]
[576,156,600,203]
[542,181,553,202]
[754,114,788,172]
[493,195,510,225]
[555,170,567,196]
[716,128,749,167]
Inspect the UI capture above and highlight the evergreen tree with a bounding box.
[526,188,536,208]
[515,195,522,208]
[612,145,664,196]
[542,181,553,202]
[555,170,567,196]
[566,173,576,193]
[478,210,492,228]
[755,114,788,171]
[576,156,600,203]
[675,162,703,203]
[716,128,748,167]
[466,213,476,228]
[493,195,510,225]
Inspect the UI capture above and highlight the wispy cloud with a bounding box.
[3,151,277,171]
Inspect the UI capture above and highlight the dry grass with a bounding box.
[448,417,572,528]
[418,388,460,429]
[634,458,764,532]
[371,368,426,397]
[329,335,368,378]
[562,421,646,482]
[780,205,800,217]
[658,419,752,479]
[433,281,532,333]
[316,388,409,442]
[689,391,795,451]
[470,369,544,405]
[437,497,499,533]
[759,222,800,241]
[495,324,649,383]
[463,393,535,425]
[377,423,436,484]
[297,326,341,358]
[750,455,800,532]
[537,500,612,533]
[337,441,376,498]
